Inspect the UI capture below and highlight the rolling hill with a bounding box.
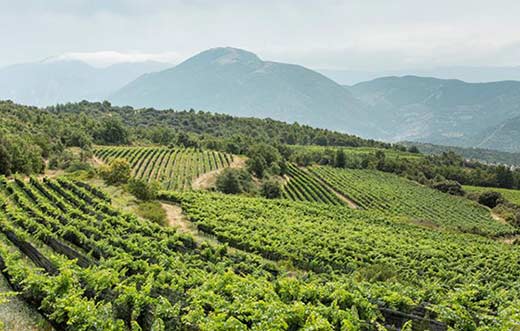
[110,47,379,137]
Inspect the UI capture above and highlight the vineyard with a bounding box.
[282,163,344,206]
[0,176,394,330]
[305,166,516,236]
[464,185,520,206]
[171,190,520,329]
[94,146,233,190]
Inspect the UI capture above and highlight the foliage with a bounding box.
[135,201,166,225]
[212,168,253,194]
[127,178,160,201]
[431,179,465,196]
[99,158,131,185]
[477,191,504,209]
[95,146,232,191]
[308,166,514,236]
[260,178,282,199]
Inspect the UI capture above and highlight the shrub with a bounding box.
[127,178,160,201]
[431,180,465,196]
[261,179,282,199]
[98,158,130,185]
[216,168,254,194]
[216,169,242,194]
[478,191,504,208]
[136,201,166,225]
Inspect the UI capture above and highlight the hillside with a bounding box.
[110,47,378,137]
[401,141,520,166]
[469,114,520,153]
[347,76,520,147]
[0,59,169,106]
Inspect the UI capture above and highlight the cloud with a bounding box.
[1,0,520,70]
[50,51,180,67]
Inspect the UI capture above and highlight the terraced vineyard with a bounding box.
[282,163,344,206]
[94,146,233,190]
[169,190,520,329]
[0,176,389,330]
[464,185,520,206]
[307,166,516,236]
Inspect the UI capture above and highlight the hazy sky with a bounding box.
[2,0,520,70]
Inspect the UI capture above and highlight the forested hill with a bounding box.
[0,99,391,175]
[46,100,390,149]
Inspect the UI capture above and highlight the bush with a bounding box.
[431,180,465,196]
[127,178,160,201]
[136,201,166,225]
[261,179,282,199]
[216,168,254,194]
[98,158,130,185]
[477,191,504,208]
[216,169,242,194]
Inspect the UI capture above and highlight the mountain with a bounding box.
[401,141,520,166]
[347,76,520,145]
[469,115,520,153]
[319,66,520,86]
[110,47,378,136]
[0,59,170,106]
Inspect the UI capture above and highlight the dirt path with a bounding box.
[160,202,197,235]
[491,211,508,225]
[192,156,246,190]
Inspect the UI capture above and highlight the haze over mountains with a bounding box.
[2,47,520,152]
[0,59,170,106]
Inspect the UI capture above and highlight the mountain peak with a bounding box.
[187,47,262,66]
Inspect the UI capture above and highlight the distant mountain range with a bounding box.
[110,47,378,137]
[2,47,520,152]
[319,66,520,86]
[0,59,170,106]
[347,76,520,150]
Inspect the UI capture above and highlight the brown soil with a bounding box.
[191,156,246,190]
[491,212,508,225]
[160,202,197,235]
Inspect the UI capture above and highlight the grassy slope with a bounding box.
[464,185,520,205]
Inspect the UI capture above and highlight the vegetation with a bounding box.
[98,158,131,185]
[282,163,344,206]
[170,190,520,329]
[94,146,232,190]
[308,166,515,236]
[0,176,390,330]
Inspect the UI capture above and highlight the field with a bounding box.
[288,145,424,160]
[301,166,515,236]
[94,146,233,190]
[168,190,520,329]
[464,185,520,205]
[282,163,344,205]
[0,175,395,330]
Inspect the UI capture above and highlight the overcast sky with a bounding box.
[2,0,520,70]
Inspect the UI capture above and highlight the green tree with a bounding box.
[334,149,346,168]
[261,179,282,199]
[127,178,160,201]
[216,169,242,194]
[95,117,129,145]
[99,158,131,185]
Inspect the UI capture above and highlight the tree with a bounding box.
[95,117,129,145]
[99,159,130,185]
[127,178,160,200]
[478,191,503,208]
[261,179,282,199]
[407,145,420,153]
[496,165,514,189]
[334,149,346,168]
[246,155,267,178]
[216,169,242,194]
